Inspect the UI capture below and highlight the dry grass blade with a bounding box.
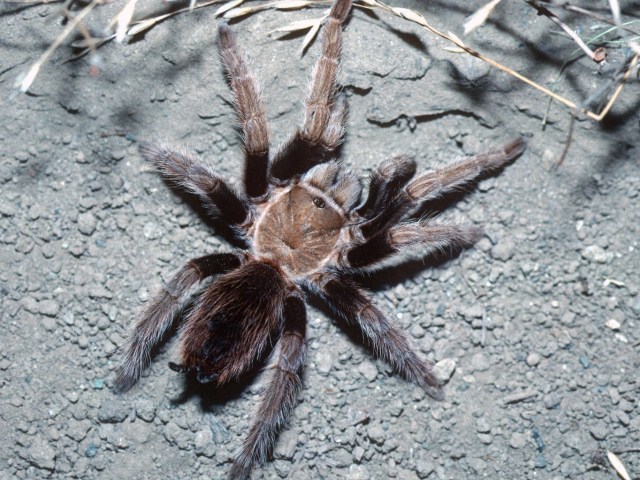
[223,0,319,18]
[608,0,621,25]
[3,0,62,3]
[272,17,325,33]
[524,1,600,62]
[607,450,631,480]
[127,17,165,36]
[16,0,99,93]
[115,0,138,42]
[603,278,626,288]
[390,7,428,28]
[126,0,224,34]
[591,53,638,121]
[14,0,634,122]
[362,0,636,121]
[223,6,257,18]
[300,13,328,53]
[464,0,502,35]
[215,0,245,17]
[274,0,315,10]
[447,31,466,47]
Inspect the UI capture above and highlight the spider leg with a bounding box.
[230,294,307,480]
[218,23,270,199]
[346,221,481,270]
[114,252,242,393]
[405,137,526,202]
[358,138,526,238]
[303,0,351,142]
[317,275,443,400]
[270,0,352,183]
[356,155,416,219]
[139,142,249,226]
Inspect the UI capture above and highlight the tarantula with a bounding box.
[114,0,525,477]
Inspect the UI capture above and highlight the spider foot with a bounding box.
[168,361,189,373]
[196,370,218,384]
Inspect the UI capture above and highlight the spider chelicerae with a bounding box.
[114,0,525,477]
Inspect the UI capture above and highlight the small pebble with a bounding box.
[97,401,127,423]
[415,459,435,479]
[534,454,548,469]
[509,432,528,449]
[469,352,490,372]
[77,212,97,236]
[274,429,297,460]
[605,319,620,330]
[581,245,612,264]
[353,445,365,463]
[111,150,127,161]
[543,394,562,410]
[491,239,515,261]
[613,410,630,426]
[194,428,213,454]
[410,324,425,338]
[589,421,608,440]
[526,353,541,367]
[135,399,156,422]
[15,151,29,162]
[367,423,385,445]
[27,438,56,470]
[331,449,352,468]
[347,408,369,426]
[476,418,491,434]
[433,358,456,384]
[84,444,98,458]
[579,356,590,369]
[66,419,92,441]
[315,350,333,375]
[358,359,378,382]
[38,300,60,318]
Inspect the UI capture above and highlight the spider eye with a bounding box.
[313,197,325,209]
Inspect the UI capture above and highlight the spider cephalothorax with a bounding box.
[114,0,525,477]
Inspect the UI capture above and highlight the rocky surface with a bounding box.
[1,0,639,479]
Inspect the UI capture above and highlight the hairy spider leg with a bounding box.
[346,222,481,270]
[219,23,271,199]
[356,154,417,219]
[114,252,242,392]
[139,143,249,225]
[230,294,307,479]
[269,0,352,183]
[344,138,527,269]
[318,275,444,400]
[358,137,527,240]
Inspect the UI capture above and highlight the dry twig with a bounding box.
[523,0,605,63]
[16,0,101,93]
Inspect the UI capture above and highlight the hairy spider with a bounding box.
[114,0,525,477]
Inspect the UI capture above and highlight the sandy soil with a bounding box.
[1,1,639,479]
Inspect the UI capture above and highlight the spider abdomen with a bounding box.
[178,261,287,384]
[255,185,344,276]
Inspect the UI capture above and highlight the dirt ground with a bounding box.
[1,0,639,479]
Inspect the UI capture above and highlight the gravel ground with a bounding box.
[1,1,639,479]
